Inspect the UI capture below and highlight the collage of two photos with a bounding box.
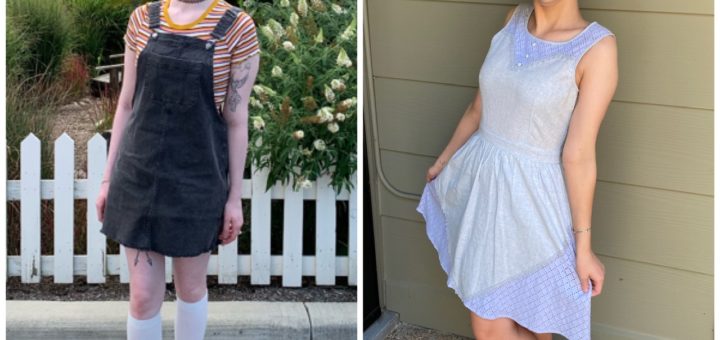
[2,0,718,339]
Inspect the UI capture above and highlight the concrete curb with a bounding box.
[7,300,357,340]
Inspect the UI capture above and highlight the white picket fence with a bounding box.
[6,133,357,287]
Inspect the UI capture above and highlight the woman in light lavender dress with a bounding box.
[416,1,617,339]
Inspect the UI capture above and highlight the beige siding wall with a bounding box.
[364,0,713,338]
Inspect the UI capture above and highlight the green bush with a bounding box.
[7,0,74,81]
[6,16,34,81]
[65,0,141,69]
[244,0,357,193]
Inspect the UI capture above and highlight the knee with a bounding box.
[129,289,163,319]
[471,315,515,340]
[175,281,207,303]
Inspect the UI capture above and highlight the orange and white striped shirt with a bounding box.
[124,0,260,110]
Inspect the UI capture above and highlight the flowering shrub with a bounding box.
[242,0,357,193]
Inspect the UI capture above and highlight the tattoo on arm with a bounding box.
[227,61,252,112]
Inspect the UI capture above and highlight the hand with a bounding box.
[219,199,244,245]
[95,180,110,222]
[425,159,446,182]
[576,248,605,297]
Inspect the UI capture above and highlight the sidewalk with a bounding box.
[7,300,356,339]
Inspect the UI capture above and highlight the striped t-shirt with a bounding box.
[124,0,260,109]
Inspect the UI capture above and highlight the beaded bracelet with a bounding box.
[573,226,592,234]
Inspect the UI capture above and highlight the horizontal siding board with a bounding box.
[380,216,448,286]
[593,182,712,275]
[379,149,432,195]
[591,322,670,340]
[596,11,712,109]
[375,78,476,156]
[368,0,712,109]
[592,256,712,339]
[597,102,712,196]
[368,0,499,88]
[377,185,426,224]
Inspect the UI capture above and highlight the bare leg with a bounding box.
[126,247,166,319]
[172,251,212,340]
[125,247,166,340]
[470,312,538,340]
[172,251,211,302]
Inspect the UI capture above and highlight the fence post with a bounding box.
[54,133,75,283]
[250,164,271,285]
[87,134,106,283]
[20,133,41,283]
[315,173,336,285]
[348,173,357,286]
[282,175,304,287]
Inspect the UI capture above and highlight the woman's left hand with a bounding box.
[219,199,244,245]
[576,248,605,297]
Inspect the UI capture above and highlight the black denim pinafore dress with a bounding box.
[101,2,240,257]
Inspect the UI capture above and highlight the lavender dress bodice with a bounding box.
[478,2,614,162]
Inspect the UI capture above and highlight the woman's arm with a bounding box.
[426,89,483,181]
[224,53,259,202]
[97,44,138,222]
[104,47,138,180]
[218,53,259,244]
[562,34,618,296]
[426,6,515,182]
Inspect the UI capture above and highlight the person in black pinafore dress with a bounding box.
[95,1,259,339]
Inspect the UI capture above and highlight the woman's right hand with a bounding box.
[425,160,446,182]
[96,181,110,222]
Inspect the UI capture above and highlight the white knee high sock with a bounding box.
[174,288,209,340]
[127,309,162,340]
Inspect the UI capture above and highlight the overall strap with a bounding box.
[210,6,241,40]
[148,1,162,30]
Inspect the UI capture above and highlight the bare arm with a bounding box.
[224,53,259,202]
[102,45,138,183]
[426,6,516,182]
[432,89,483,169]
[562,34,618,295]
[96,44,137,222]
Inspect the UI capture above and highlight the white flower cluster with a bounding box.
[293,174,313,190]
[337,48,352,67]
[338,17,356,41]
[251,116,265,131]
[315,106,343,134]
[313,139,326,151]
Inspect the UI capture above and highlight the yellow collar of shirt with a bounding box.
[162,0,221,30]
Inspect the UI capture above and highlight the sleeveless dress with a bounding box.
[416,3,615,339]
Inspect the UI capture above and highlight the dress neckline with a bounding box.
[524,5,596,45]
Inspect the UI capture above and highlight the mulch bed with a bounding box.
[7,275,356,302]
